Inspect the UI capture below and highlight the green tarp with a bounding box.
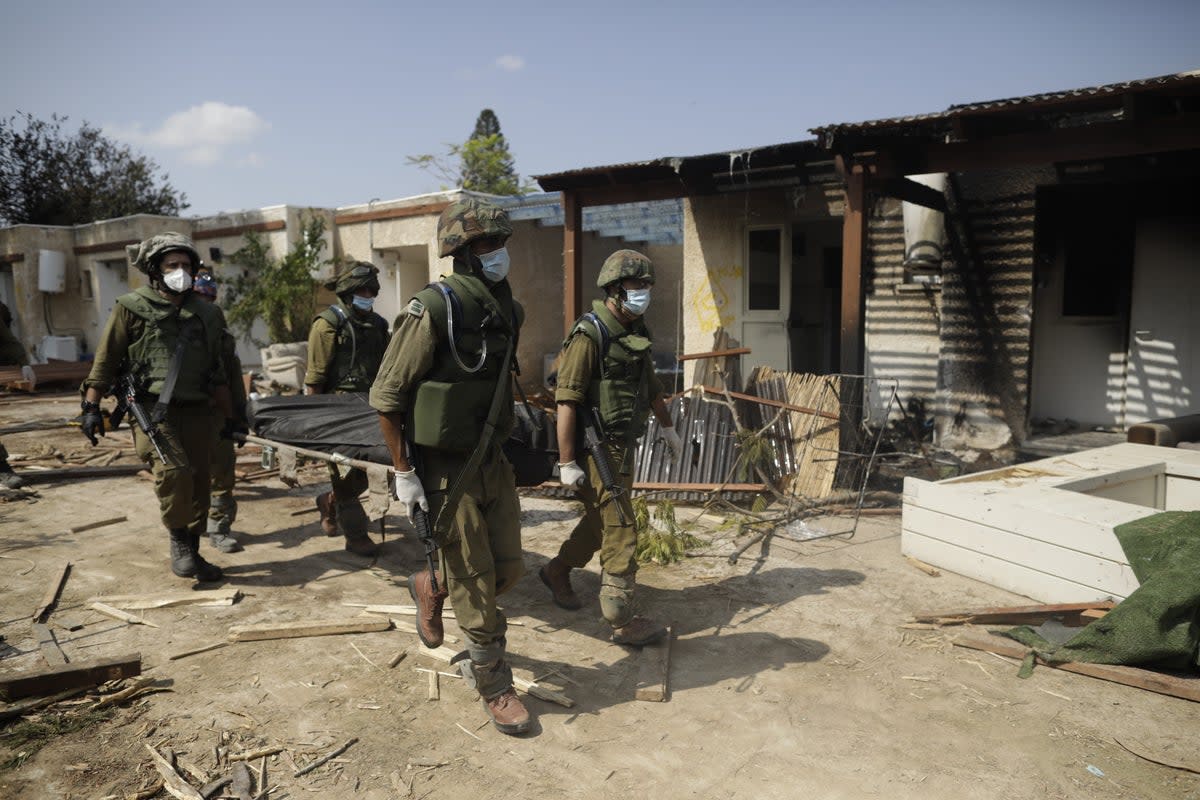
[1005,511,1200,672]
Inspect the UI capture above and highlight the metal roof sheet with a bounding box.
[811,69,1200,137]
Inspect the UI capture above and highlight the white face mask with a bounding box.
[162,269,193,293]
[351,295,375,312]
[622,288,651,316]
[478,247,511,282]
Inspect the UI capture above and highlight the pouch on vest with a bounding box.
[407,379,494,452]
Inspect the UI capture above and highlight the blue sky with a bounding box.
[4,0,1198,216]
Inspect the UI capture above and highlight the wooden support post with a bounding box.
[839,163,867,377]
[563,189,583,335]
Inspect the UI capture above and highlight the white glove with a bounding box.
[558,460,586,488]
[392,468,428,518]
[660,426,683,461]
[20,365,35,389]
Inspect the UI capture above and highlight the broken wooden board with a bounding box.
[32,622,67,666]
[953,633,1200,703]
[914,600,1118,627]
[65,515,127,534]
[418,645,575,708]
[144,743,205,800]
[32,561,72,623]
[0,653,141,701]
[228,618,391,642]
[635,625,673,702]
[90,602,160,627]
[90,589,242,610]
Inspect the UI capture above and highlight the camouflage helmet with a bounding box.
[596,249,655,289]
[193,270,218,299]
[126,232,201,275]
[326,261,380,295]
[437,197,513,258]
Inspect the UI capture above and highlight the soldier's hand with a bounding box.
[660,426,684,461]
[80,401,106,446]
[220,417,249,447]
[392,469,428,518]
[558,460,586,488]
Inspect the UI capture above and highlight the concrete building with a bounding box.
[537,69,1200,453]
[0,191,684,393]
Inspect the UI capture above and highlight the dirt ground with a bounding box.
[1,394,1198,800]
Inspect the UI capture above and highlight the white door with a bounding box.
[1123,216,1200,425]
[741,226,790,371]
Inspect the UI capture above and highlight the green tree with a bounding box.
[224,214,329,345]
[0,112,187,226]
[407,108,534,195]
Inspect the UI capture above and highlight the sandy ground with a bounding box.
[1,394,1198,800]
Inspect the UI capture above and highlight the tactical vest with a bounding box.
[568,299,655,442]
[315,302,389,393]
[408,272,523,453]
[115,286,221,403]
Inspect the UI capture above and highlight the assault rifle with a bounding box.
[406,442,440,593]
[579,406,628,526]
[109,374,173,466]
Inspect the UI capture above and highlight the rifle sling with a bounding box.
[431,335,515,542]
[152,315,203,424]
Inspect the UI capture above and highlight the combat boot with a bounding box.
[187,532,223,582]
[538,557,583,610]
[482,689,532,736]
[344,533,379,557]
[0,464,24,490]
[315,491,338,536]
[168,528,196,578]
[612,615,668,647]
[207,518,243,553]
[407,569,448,648]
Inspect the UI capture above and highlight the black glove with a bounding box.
[220,417,249,448]
[81,401,105,446]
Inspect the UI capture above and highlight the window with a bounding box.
[747,228,782,310]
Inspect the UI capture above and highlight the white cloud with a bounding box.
[495,54,525,72]
[107,102,269,165]
[236,152,264,168]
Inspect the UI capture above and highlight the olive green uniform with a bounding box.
[555,299,663,627]
[369,271,524,697]
[83,286,227,533]
[208,312,246,536]
[305,299,389,534]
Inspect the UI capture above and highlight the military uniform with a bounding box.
[554,298,663,623]
[83,233,230,582]
[0,301,30,488]
[207,307,246,548]
[306,271,389,554]
[372,196,532,735]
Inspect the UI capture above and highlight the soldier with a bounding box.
[193,270,246,553]
[0,300,35,489]
[541,250,683,646]
[80,232,236,582]
[371,197,531,735]
[305,261,389,557]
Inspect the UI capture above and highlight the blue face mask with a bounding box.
[478,247,511,282]
[351,295,375,312]
[622,288,651,316]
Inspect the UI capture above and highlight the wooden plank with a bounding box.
[418,645,575,708]
[20,464,145,483]
[901,528,1126,604]
[913,600,1117,625]
[635,626,672,702]
[427,670,440,701]
[66,515,127,534]
[90,589,241,610]
[903,504,1138,596]
[32,561,72,623]
[228,618,390,642]
[696,385,839,421]
[839,162,866,375]
[90,602,160,627]
[0,687,87,723]
[144,743,206,800]
[32,622,67,666]
[0,653,141,701]
[953,633,1200,703]
[677,347,752,362]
